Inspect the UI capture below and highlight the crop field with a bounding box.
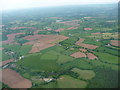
[110,40,120,46]
[22,35,69,53]
[70,52,87,58]
[94,52,118,64]
[75,38,98,49]
[0,68,32,88]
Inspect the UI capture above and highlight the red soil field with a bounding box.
[86,53,98,60]
[72,20,81,21]
[91,33,101,35]
[75,38,98,49]
[55,28,65,32]
[29,43,55,53]
[2,33,25,44]
[23,35,69,53]
[110,40,120,46]
[66,27,78,30]
[78,43,98,49]
[0,68,32,88]
[79,48,87,52]
[84,28,92,30]
[70,52,86,58]
[10,27,36,30]
[0,59,14,67]
[57,20,80,26]
[76,38,85,43]
[0,48,4,50]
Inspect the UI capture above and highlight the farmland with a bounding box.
[1,3,119,88]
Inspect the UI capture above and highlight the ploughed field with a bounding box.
[0,68,32,88]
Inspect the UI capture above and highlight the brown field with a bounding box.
[66,27,78,30]
[55,28,65,32]
[2,33,25,44]
[0,59,14,67]
[75,38,98,49]
[23,35,69,53]
[84,28,92,30]
[76,38,85,43]
[110,40,120,46]
[70,52,86,58]
[0,68,32,88]
[86,53,98,60]
[91,33,101,35]
[10,27,36,30]
[29,43,55,53]
[79,48,87,52]
[0,48,4,50]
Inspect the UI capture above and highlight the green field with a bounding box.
[71,68,95,80]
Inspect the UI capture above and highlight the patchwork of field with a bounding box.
[17,48,75,72]
[70,52,87,58]
[75,38,98,49]
[0,68,32,88]
[70,51,98,60]
[23,35,69,53]
[1,4,119,88]
[2,33,25,44]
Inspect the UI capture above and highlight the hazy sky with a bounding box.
[1,0,119,11]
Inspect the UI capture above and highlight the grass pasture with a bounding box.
[71,68,95,80]
[95,52,118,64]
[17,53,60,72]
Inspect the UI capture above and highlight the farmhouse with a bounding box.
[43,78,53,83]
